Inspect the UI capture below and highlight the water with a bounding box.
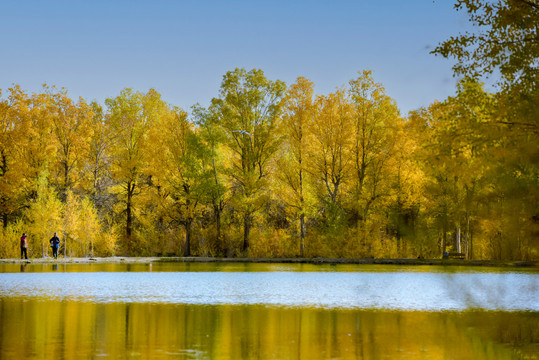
[0,262,537,359]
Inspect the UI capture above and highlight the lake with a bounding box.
[0,262,537,359]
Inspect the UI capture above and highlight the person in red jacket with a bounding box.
[20,233,28,260]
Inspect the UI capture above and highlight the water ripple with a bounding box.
[0,271,537,311]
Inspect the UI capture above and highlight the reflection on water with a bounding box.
[0,300,537,360]
[0,263,537,359]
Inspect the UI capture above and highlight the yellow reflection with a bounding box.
[1,300,537,359]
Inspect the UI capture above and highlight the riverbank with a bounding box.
[1,256,537,268]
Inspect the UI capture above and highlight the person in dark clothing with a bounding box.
[20,233,28,260]
[50,233,60,259]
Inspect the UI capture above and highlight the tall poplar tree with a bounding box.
[277,77,315,256]
[49,88,94,200]
[348,71,401,253]
[106,89,162,249]
[213,68,286,253]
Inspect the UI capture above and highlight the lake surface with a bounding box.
[0,262,537,359]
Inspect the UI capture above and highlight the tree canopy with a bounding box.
[0,0,537,260]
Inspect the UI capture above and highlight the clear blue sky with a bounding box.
[0,0,471,115]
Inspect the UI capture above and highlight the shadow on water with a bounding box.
[440,270,538,311]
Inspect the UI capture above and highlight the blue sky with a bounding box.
[0,0,472,115]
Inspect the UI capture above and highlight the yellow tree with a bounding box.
[49,88,94,200]
[62,191,81,256]
[84,101,113,213]
[0,87,30,228]
[156,107,214,256]
[308,90,353,230]
[213,68,286,253]
[348,71,400,252]
[408,103,453,256]
[387,118,426,257]
[106,88,161,250]
[440,80,492,260]
[25,174,63,257]
[276,77,316,256]
[1,86,58,236]
[77,196,102,256]
[62,192,101,257]
[23,89,57,186]
[415,80,493,259]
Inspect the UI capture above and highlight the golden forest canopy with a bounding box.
[0,1,537,260]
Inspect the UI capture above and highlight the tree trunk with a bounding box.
[0,152,6,176]
[442,225,447,256]
[397,231,402,256]
[299,155,305,258]
[183,219,192,257]
[456,227,461,253]
[469,231,473,260]
[62,160,69,201]
[300,213,305,257]
[465,214,471,259]
[213,202,222,244]
[126,182,134,239]
[243,213,251,254]
[1,153,7,229]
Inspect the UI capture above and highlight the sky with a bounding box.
[0,0,473,115]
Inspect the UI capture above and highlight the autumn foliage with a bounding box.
[0,1,537,260]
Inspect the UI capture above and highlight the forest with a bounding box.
[0,0,537,260]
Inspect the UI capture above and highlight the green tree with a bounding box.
[433,0,538,91]
[159,107,214,256]
[192,104,228,253]
[433,0,538,260]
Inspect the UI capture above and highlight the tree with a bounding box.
[433,0,538,260]
[213,68,286,253]
[433,0,538,92]
[62,191,101,257]
[0,87,29,228]
[276,77,316,256]
[84,101,113,214]
[48,88,94,200]
[386,120,425,257]
[159,107,214,256]
[348,71,400,250]
[25,174,63,257]
[192,104,228,252]
[105,89,161,249]
[309,90,353,209]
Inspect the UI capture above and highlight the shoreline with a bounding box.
[1,256,537,268]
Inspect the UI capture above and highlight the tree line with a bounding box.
[0,0,537,260]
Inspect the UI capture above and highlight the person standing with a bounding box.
[50,232,60,259]
[20,233,28,260]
